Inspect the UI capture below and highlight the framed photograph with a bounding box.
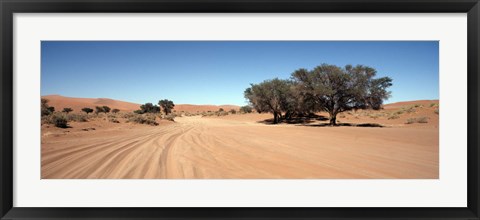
[1,0,479,219]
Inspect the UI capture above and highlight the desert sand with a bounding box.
[41,99,439,179]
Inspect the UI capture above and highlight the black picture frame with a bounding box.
[1,0,479,219]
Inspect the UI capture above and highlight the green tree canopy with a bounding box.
[82,107,94,114]
[244,78,294,124]
[291,64,392,125]
[158,99,175,115]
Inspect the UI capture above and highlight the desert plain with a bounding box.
[41,95,439,179]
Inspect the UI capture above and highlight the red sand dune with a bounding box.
[42,95,240,113]
[173,104,239,113]
[383,100,439,109]
[42,95,141,112]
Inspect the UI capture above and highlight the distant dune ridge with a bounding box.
[41,95,240,113]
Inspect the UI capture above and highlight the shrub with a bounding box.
[218,108,225,112]
[122,112,136,118]
[239,105,253,113]
[112,109,120,114]
[109,118,120,123]
[229,109,237,114]
[53,116,68,128]
[46,113,69,128]
[62,108,73,114]
[434,109,439,114]
[168,112,182,118]
[47,107,55,113]
[430,103,439,107]
[402,106,416,113]
[417,117,429,123]
[388,114,400,120]
[164,114,176,121]
[406,117,429,124]
[66,113,88,122]
[127,114,158,126]
[216,111,228,116]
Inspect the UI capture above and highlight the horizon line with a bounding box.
[41,94,439,107]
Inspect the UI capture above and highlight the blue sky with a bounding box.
[41,41,439,106]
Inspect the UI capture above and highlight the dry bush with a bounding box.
[406,117,429,124]
[127,114,158,126]
[434,109,439,114]
[109,118,120,123]
[387,114,400,120]
[216,111,229,116]
[164,114,176,121]
[43,113,69,128]
[121,112,136,119]
[66,113,88,122]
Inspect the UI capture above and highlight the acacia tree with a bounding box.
[291,64,392,125]
[244,78,294,124]
[102,106,111,113]
[95,106,111,114]
[82,107,94,114]
[158,99,175,115]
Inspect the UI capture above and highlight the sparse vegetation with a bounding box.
[406,117,429,124]
[62,108,73,114]
[66,113,88,122]
[388,114,400,120]
[127,114,158,126]
[43,113,69,128]
[109,118,120,123]
[163,114,176,121]
[239,105,253,113]
[216,111,228,116]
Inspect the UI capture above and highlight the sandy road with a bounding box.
[41,116,438,179]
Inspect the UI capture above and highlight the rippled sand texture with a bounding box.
[41,114,438,179]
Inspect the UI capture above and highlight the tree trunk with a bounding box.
[329,113,337,126]
[273,112,278,124]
